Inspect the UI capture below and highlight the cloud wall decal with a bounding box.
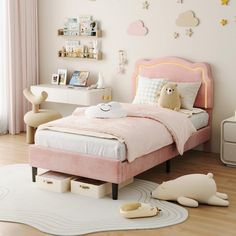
[127,20,148,36]
[176,11,200,27]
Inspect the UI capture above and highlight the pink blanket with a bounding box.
[38,103,196,162]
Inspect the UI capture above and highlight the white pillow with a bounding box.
[133,76,167,104]
[177,82,201,110]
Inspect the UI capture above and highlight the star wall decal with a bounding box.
[174,32,180,39]
[143,1,150,10]
[221,0,229,5]
[185,28,193,37]
[220,19,228,26]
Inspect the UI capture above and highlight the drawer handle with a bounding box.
[80,185,90,190]
[102,95,111,101]
[44,180,53,184]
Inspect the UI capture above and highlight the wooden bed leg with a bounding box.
[203,141,211,153]
[166,160,171,173]
[32,167,38,182]
[112,183,118,200]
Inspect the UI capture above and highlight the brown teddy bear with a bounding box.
[158,83,181,111]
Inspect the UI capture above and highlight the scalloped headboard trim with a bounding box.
[132,57,213,109]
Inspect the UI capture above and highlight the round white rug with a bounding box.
[0,164,188,235]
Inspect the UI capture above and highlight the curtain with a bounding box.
[0,0,8,134]
[7,0,39,134]
[0,0,38,135]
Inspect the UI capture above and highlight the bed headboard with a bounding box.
[132,57,213,109]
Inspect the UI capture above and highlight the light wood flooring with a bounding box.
[0,133,235,236]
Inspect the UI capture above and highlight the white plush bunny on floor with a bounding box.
[152,173,229,207]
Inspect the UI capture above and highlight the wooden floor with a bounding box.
[0,133,235,236]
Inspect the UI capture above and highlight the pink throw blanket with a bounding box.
[38,103,196,162]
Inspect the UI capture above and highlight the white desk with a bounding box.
[31,84,112,106]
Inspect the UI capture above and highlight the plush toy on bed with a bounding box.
[151,173,229,208]
[85,101,128,119]
[158,83,181,111]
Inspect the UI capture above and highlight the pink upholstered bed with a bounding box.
[29,57,213,199]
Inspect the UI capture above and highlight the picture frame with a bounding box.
[51,73,59,85]
[58,69,68,85]
[69,71,90,87]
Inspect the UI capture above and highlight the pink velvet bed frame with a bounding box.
[29,57,213,199]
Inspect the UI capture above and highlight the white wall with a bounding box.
[38,0,236,153]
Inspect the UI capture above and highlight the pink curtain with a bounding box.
[7,0,39,134]
[0,0,8,134]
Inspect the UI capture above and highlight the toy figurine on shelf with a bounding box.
[67,49,73,57]
[83,46,89,58]
[75,48,81,58]
[90,21,97,36]
[58,29,64,35]
[88,42,94,58]
[58,47,67,57]
[72,50,77,57]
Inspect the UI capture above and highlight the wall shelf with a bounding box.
[57,29,102,38]
[58,51,102,60]
[57,22,103,60]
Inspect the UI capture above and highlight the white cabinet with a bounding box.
[31,84,112,106]
[221,117,236,166]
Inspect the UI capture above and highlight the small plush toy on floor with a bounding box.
[158,82,181,111]
[120,202,161,219]
[151,173,229,207]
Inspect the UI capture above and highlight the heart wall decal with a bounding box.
[127,20,149,36]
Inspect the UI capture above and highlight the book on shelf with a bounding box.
[63,17,80,36]
[79,15,97,36]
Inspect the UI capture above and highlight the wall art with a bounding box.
[176,11,199,27]
[127,20,148,36]
[221,0,229,6]
[118,50,127,74]
[185,28,193,37]
[173,32,180,39]
[220,19,228,26]
[142,1,150,9]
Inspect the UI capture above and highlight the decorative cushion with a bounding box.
[133,76,167,104]
[85,102,128,119]
[176,82,201,110]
